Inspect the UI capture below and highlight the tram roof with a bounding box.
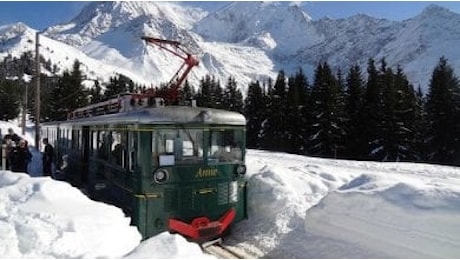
[46,106,246,127]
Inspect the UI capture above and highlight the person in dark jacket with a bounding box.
[3,128,21,145]
[11,139,32,173]
[2,136,14,170]
[42,138,54,177]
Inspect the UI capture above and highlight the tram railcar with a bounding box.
[41,96,248,241]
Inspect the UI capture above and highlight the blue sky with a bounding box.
[1,1,460,30]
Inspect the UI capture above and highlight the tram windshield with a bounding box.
[153,128,244,166]
[154,129,204,165]
[208,129,243,163]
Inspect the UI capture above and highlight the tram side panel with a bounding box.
[86,126,137,214]
[45,121,247,241]
[132,130,154,237]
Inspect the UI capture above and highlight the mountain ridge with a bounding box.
[1,1,459,94]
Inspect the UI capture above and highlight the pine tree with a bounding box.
[154,83,176,105]
[196,75,223,108]
[371,59,420,161]
[414,85,428,161]
[178,80,196,105]
[286,68,309,153]
[307,62,346,158]
[260,71,288,151]
[47,60,87,120]
[210,77,224,109]
[344,64,366,158]
[392,66,422,161]
[68,60,88,109]
[0,51,42,122]
[48,71,72,120]
[378,62,398,161]
[222,77,244,113]
[39,75,58,122]
[104,74,134,99]
[244,81,267,148]
[425,57,460,165]
[361,58,384,160]
[88,80,103,104]
[0,80,21,121]
[196,75,212,108]
[334,68,348,157]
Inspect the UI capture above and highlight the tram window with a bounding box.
[208,129,243,163]
[50,129,54,144]
[165,139,174,154]
[62,129,67,148]
[128,132,136,172]
[153,129,204,166]
[59,129,64,147]
[72,130,78,149]
[78,130,82,149]
[182,129,203,158]
[61,130,65,147]
[111,131,127,167]
[98,131,108,160]
[91,131,98,156]
[66,129,71,149]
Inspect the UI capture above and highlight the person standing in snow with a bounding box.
[3,128,21,145]
[42,138,54,177]
[11,139,32,174]
[2,136,15,171]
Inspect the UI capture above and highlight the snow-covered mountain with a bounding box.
[0,2,459,93]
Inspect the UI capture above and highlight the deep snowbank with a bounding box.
[305,191,460,258]
[226,150,460,258]
[1,118,460,258]
[0,171,141,258]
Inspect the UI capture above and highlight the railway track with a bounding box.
[202,240,257,259]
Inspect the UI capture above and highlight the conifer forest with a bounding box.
[1,52,460,166]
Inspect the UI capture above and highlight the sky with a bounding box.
[1,119,460,258]
[1,1,460,30]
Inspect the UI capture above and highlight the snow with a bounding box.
[2,3,460,94]
[1,120,460,258]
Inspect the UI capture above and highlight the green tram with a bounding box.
[41,96,248,241]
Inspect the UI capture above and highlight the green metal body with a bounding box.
[41,106,248,239]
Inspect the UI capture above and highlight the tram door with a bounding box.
[81,126,90,185]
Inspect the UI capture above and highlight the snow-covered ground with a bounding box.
[1,120,460,258]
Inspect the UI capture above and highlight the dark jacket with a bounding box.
[11,146,32,173]
[43,143,54,176]
[3,133,21,144]
[43,143,54,163]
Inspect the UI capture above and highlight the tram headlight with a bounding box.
[236,165,246,175]
[153,169,169,184]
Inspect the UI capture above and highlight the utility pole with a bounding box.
[21,81,27,136]
[35,32,41,150]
